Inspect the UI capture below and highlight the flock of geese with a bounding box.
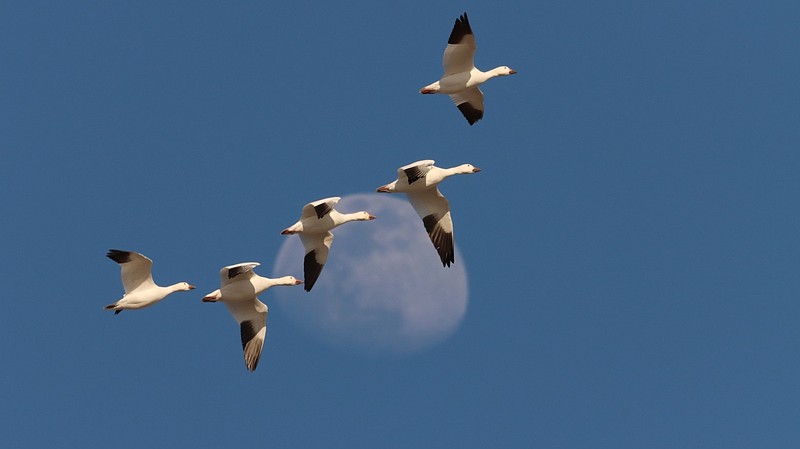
[105,12,515,372]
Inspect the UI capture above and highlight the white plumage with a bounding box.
[420,12,517,125]
[281,197,376,292]
[376,160,481,267]
[104,249,195,314]
[202,262,303,372]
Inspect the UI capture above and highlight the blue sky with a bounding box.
[2,0,800,447]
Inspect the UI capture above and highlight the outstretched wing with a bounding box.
[220,262,260,286]
[299,231,334,292]
[224,299,268,372]
[443,12,476,75]
[397,160,435,185]
[301,197,341,220]
[405,188,455,267]
[449,87,484,125]
[107,250,156,294]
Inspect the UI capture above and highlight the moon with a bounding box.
[271,193,469,356]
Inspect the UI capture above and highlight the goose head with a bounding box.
[459,163,482,174]
[495,66,517,76]
[277,276,304,286]
[356,211,377,221]
[178,282,196,291]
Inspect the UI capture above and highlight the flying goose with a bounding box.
[420,12,517,125]
[202,262,302,372]
[104,249,195,314]
[281,197,376,292]
[376,160,480,267]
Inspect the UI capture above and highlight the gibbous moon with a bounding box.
[272,193,469,356]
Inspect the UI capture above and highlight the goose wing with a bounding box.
[224,298,268,372]
[405,188,455,267]
[301,197,341,220]
[449,87,484,125]
[299,231,334,292]
[220,262,260,286]
[398,160,435,186]
[106,250,156,293]
[443,12,476,75]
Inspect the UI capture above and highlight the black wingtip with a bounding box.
[448,12,473,45]
[439,237,455,267]
[422,214,455,267]
[314,202,333,219]
[457,102,483,125]
[403,165,427,185]
[106,249,132,264]
[240,321,257,350]
[303,251,324,292]
[240,320,262,372]
[228,265,247,280]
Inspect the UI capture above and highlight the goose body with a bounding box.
[104,249,195,314]
[202,262,302,372]
[420,12,517,125]
[281,197,376,292]
[376,160,481,267]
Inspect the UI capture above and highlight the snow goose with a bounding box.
[420,12,517,125]
[376,160,480,267]
[281,197,376,292]
[104,249,195,314]
[201,262,302,372]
